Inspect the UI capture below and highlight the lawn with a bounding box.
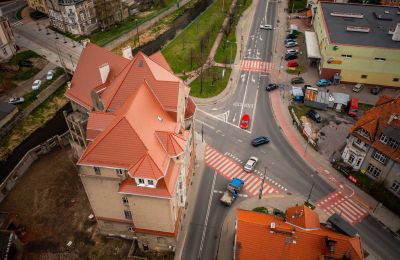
[162,0,233,73]
[288,0,307,13]
[8,50,40,66]
[289,102,309,119]
[214,0,252,64]
[190,66,231,98]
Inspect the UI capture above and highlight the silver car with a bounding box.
[244,156,258,172]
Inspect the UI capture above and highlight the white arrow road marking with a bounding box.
[215,111,230,122]
[233,113,236,123]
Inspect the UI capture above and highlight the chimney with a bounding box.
[99,63,110,84]
[392,23,400,41]
[122,46,133,60]
[81,38,91,47]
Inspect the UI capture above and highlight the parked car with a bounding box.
[286,49,299,55]
[287,60,299,67]
[260,24,272,30]
[240,114,250,129]
[370,86,381,95]
[266,83,278,91]
[316,79,332,87]
[285,53,298,60]
[8,97,25,105]
[19,60,33,67]
[291,77,304,84]
[286,33,297,39]
[46,70,54,80]
[32,79,42,90]
[284,38,297,44]
[307,109,322,123]
[352,83,364,93]
[251,136,270,147]
[285,41,298,48]
[244,156,259,172]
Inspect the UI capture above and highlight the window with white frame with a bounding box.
[367,164,382,177]
[147,180,154,186]
[124,210,132,220]
[388,139,399,149]
[356,128,370,140]
[373,151,387,164]
[355,158,362,167]
[93,166,101,175]
[348,154,355,164]
[122,196,129,205]
[391,180,400,194]
[380,134,389,144]
[355,137,362,145]
[138,178,145,185]
[128,226,134,232]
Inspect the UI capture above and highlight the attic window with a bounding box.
[138,60,144,67]
[346,26,370,33]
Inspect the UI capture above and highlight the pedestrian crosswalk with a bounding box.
[204,145,281,196]
[316,190,369,225]
[11,21,23,27]
[240,59,272,73]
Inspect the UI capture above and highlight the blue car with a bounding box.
[316,79,332,87]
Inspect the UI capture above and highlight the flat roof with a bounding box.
[320,2,400,49]
[305,31,322,59]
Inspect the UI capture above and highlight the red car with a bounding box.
[287,60,299,67]
[240,114,250,129]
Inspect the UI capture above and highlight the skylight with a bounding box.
[346,26,370,33]
[331,12,364,19]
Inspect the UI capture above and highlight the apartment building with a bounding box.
[93,0,125,30]
[342,96,400,197]
[0,17,16,62]
[380,0,400,6]
[312,2,400,87]
[64,43,196,251]
[27,0,49,14]
[47,0,97,35]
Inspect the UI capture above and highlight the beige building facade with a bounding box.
[0,17,16,62]
[27,0,49,14]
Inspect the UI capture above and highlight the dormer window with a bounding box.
[136,178,156,188]
[148,180,154,186]
[356,128,370,140]
[380,133,389,144]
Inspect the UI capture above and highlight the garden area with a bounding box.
[189,66,231,98]
[288,0,307,13]
[162,0,233,73]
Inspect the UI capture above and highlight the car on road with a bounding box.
[284,38,297,44]
[19,60,33,67]
[291,77,304,84]
[307,109,322,123]
[240,114,250,129]
[32,79,42,90]
[286,49,299,55]
[286,33,297,39]
[8,97,25,105]
[316,79,331,87]
[244,156,258,172]
[370,86,381,95]
[46,70,54,80]
[285,41,298,48]
[352,83,364,93]
[251,136,270,147]
[285,53,298,61]
[287,60,299,67]
[260,24,272,30]
[266,83,278,91]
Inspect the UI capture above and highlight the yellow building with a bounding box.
[27,0,49,14]
[312,2,400,88]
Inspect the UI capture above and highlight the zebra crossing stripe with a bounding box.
[223,163,237,175]
[215,157,231,171]
[341,199,366,216]
[336,205,357,221]
[207,153,224,165]
[226,166,242,178]
[248,180,262,193]
[205,149,217,160]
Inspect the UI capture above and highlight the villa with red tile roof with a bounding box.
[235,205,364,260]
[341,96,400,198]
[63,43,196,252]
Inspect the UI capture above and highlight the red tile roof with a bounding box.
[86,112,116,141]
[155,131,187,157]
[185,97,196,119]
[236,209,364,260]
[149,51,174,73]
[286,205,320,229]
[350,96,400,163]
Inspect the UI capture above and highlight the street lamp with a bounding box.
[69,54,74,72]
[135,19,140,46]
[306,172,317,203]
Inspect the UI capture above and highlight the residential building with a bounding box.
[93,0,125,30]
[235,205,364,260]
[380,0,400,6]
[0,17,16,62]
[342,96,400,197]
[27,0,49,14]
[312,2,400,88]
[47,0,97,35]
[64,43,196,251]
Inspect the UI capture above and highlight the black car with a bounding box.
[307,109,322,123]
[286,33,297,39]
[291,77,304,84]
[251,136,270,147]
[370,86,381,95]
[266,83,278,91]
[19,60,33,67]
[285,53,298,60]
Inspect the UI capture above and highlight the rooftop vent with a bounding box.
[122,46,133,60]
[98,63,110,84]
[392,23,400,41]
[385,11,390,14]
[346,26,370,33]
[373,12,393,21]
[330,12,363,18]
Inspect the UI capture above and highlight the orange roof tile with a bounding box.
[86,112,116,141]
[149,51,174,73]
[128,153,164,180]
[155,131,187,157]
[236,209,364,260]
[286,205,320,229]
[185,97,196,119]
[65,43,129,109]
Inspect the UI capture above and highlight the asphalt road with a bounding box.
[182,0,400,259]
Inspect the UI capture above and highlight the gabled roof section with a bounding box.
[185,97,196,119]
[86,112,116,141]
[149,51,174,73]
[286,205,320,229]
[65,43,129,109]
[155,131,187,157]
[128,153,164,180]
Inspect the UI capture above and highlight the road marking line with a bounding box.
[195,119,216,130]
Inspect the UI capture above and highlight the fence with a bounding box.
[0,75,67,140]
[0,132,70,203]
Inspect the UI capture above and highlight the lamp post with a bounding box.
[135,19,140,46]
[69,54,74,72]
[306,172,316,204]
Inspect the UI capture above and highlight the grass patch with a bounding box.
[16,5,26,20]
[13,67,40,81]
[190,66,231,98]
[0,84,68,160]
[289,102,309,119]
[30,11,47,20]
[253,207,268,214]
[163,0,233,73]
[214,0,252,64]
[288,0,307,13]
[8,50,40,66]
[359,103,373,112]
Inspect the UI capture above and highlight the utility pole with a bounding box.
[306,174,316,204]
[259,167,267,199]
